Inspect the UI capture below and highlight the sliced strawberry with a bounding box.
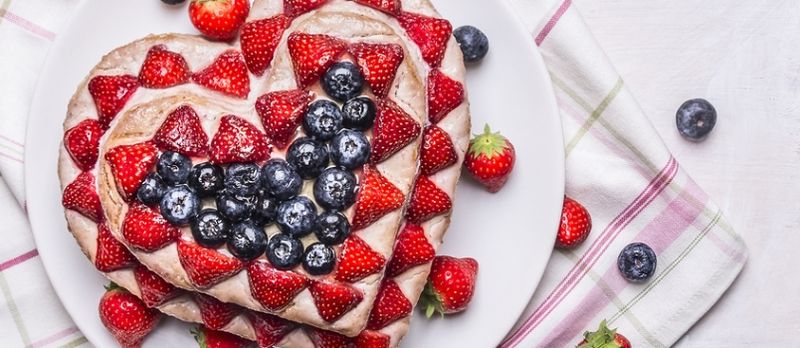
[122,203,181,251]
[287,33,347,87]
[99,284,161,348]
[192,50,250,99]
[351,166,405,230]
[209,115,271,164]
[177,239,244,288]
[194,293,240,330]
[355,331,391,348]
[386,224,434,277]
[88,75,139,129]
[95,223,136,272]
[64,119,103,171]
[138,45,191,89]
[134,264,182,308]
[248,312,296,347]
[192,326,252,348]
[104,141,158,201]
[255,89,314,149]
[309,280,364,322]
[62,171,103,222]
[284,0,328,17]
[335,235,386,283]
[419,125,457,175]
[349,42,404,98]
[406,176,452,223]
[240,15,292,76]
[353,0,401,15]
[427,69,464,123]
[247,260,309,311]
[397,12,452,67]
[153,105,209,157]
[367,279,411,330]
[371,98,421,163]
[309,329,352,348]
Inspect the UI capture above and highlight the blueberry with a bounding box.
[313,168,358,211]
[227,222,268,261]
[266,234,304,270]
[215,193,256,222]
[453,25,489,63]
[136,173,167,205]
[261,159,303,201]
[190,210,230,248]
[159,185,199,226]
[188,162,225,197]
[322,61,364,102]
[276,196,318,238]
[251,192,278,226]
[617,242,657,283]
[342,97,376,130]
[161,0,185,4]
[330,129,370,170]
[157,151,192,185]
[303,100,344,141]
[315,211,351,245]
[225,163,262,196]
[302,243,336,275]
[286,137,329,180]
[676,98,716,141]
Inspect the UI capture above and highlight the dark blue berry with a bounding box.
[303,99,344,141]
[215,193,256,222]
[453,25,489,63]
[322,61,365,102]
[188,162,225,197]
[617,242,657,283]
[225,163,262,197]
[227,222,268,261]
[676,98,716,141]
[261,159,302,201]
[313,168,358,211]
[342,97,376,130]
[286,137,329,180]
[159,185,199,226]
[315,211,350,246]
[276,196,318,238]
[161,0,185,4]
[330,129,370,170]
[157,151,192,185]
[136,173,166,205]
[251,191,278,226]
[266,234,304,270]
[302,243,336,275]
[190,210,230,248]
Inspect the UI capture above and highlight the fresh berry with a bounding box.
[276,196,318,238]
[88,75,139,128]
[420,125,457,175]
[194,293,240,331]
[386,224,434,277]
[303,243,336,276]
[134,264,181,308]
[351,167,404,230]
[341,96,376,130]
[64,119,103,170]
[355,331,391,348]
[353,0,400,15]
[348,42,404,97]
[427,69,465,123]
[189,163,225,197]
[397,12,452,67]
[310,329,351,348]
[265,233,304,270]
[191,209,231,248]
[256,89,314,149]
[157,151,193,185]
[313,167,358,211]
[209,115,270,164]
[676,98,716,141]
[227,222,268,261]
[192,50,250,98]
[192,326,252,348]
[99,284,161,348]
[105,142,159,201]
[154,105,210,157]
[188,0,250,41]
[309,280,364,322]
[138,45,191,88]
[62,171,103,222]
[303,99,344,141]
[335,235,386,283]
[367,279,411,330]
[556,197,592,249]
[248,313,296,348]
[453,25,489,63]
[215,193,256,222]
[314,211,350,245]
[177,239,244,288]
[579,320,631,348]
[136,173,167,206]
[405,176,452,223]
[240,15,292,76]
[224,163,262,196]
[283,0,328,17]
[618,242,657,283]
[160,185,200,226]
[122,203,181,251]
[371,98,421,163]
[464,124,515,193]
[420,256,478,317]
[251,192,278,226]
[287,33,347,87]
[161,0,186,5]
[247,259,308,310]
[260,159,302,200]
[330,129,371,170]
[322,61,365,102]
[286,137,329,179]
[95,223,136,272]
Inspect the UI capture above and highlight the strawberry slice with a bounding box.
[192,50,250,99]
[255,89,314,149]
[353,0,401,15]
[406,176,452,223]
[248,312,297,347]
[194,293,240,330]
[419,125,457,175]
[88,75,139,129]
[335,235,386,283]
[176,239,244,288]
[153,105,209,157]
[64,119,104,171]
[427,69,464,123]
[209,115,271,164]
[283,0,328,17]
[240,15,292,76]
[310,329,352,348]
[371,98,421,163]
[355,330,391,348]
[191,326,252,348]
[134,264,182,308]
[397,12,452,67]
[349,42,404,98]
[309,280,364,322]
[95,223,136,272]
[138,45,191,89]
[247,260,309,311]
[386,224,434,277]
[351,167,405,230]
[122,203,181,252]
[287,33,347,87]
[105,142,158,201]
[62,171,103,222]
[367,279,411,330]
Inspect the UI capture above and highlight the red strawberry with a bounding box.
[192,326,253,348]
[248,313,296,347]
[348,43,404,98]
[154,105,210,157]
[287,33,347,87]
[351,167,405,230]
[371,98,421,163]
[209,115,271,164]
[189,0,250,41]
[247,260,309,311]
[367,279,411,330]
[192,50,251,99]
[105,142,158,201]
[133,264,182,308]
[255,89,314,149]
[240,15,292,76]
[95,223,136,272]
[335,235,386,283]
[62,171,103,222]
[284,0,328,17]
[397,12,452,67]
[405,176,452,223]
[194,293,240,331]
[427,69,464,124]
[122,203,181,252]
[353,0,401,15]
[177,239,244,288]
[355,331,390,348]
[88,75,139,129]
[463,124,516,193]
[64,119,103,171]
[556,197,592,249]
[309,329,352,348]
[578,320,631,348]
[309,280,364,322]
[419,125,457,175]
[138,45,191,89]
[99,284,161,348]
[385,224,434,277]
[420,256,478,317]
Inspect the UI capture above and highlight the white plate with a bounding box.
[25,0,563,347]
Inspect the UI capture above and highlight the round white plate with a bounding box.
[25,0,563,347]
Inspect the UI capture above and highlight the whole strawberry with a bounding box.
[556,197,592,249]
[189,0,250,41]
[464,124,515,193]
[578,320,631,348]
[420,256,478,317]
[98,283,161,348]
[192,325,254,348]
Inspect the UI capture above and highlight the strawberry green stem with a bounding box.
[469,124,509,158]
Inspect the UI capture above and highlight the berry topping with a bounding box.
[322,61,365,102]
[579,320,631,348]
[309,280,364,322]
[367,279,411,330]
[215,193,256,222]
[420,125,458,176]
[303,99,344,141]
[138,45,191,88]
[209,115,271,164]
[464,124,516,193]
[88,75,139,129]
[676,98,716,141]
[105,142,159,201]
[371,98,421,163]
[313,167,358,211]
[421,256,478,317]
[314,211,351,246]
[153,105,210,157]
[303,242,336,275]
[251,192,279,227]
[335,235,386,283]
[349,42,404,98]
[406,176,452,223]
[157,151,193,185]
[191,210,231,248]
[386,223,434,277]
[134,264,181,308]
[287,33,347,88]
[353,0,401,15]
[283,0,328,17]
[122,203,181,252]
[95,223,136,272]
[161,0,186,5]
[188,0,250,41]
[248,259,308,310]
[224,163,262,196]
[276,196,318,238]
[397,12,452,67]
[189,162,225,197]
[618,242,657,283]
[266,233,304,270]
[330,129,371,170]
[453,25,489,63]
[227,221,268,261]
[286,137,329,179]
[192,326,252,348]
[240,15,292,76]
[99,284,161,348]
[194,293,240,331]
[310,329,351,348]
[248,313,296,348]
[342,96,377,130]
[261,159,303,201]
[556,197,592,249]
[256,89,314,149]
[192,50,250,98]
[136,173,167,206]
[177,239,245,288]
[427,69,465,124]
[160,185,200,226]
[351,167,404,230]
[64,119,103,171]
[355,331,391,348]
[62,171,103,222]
